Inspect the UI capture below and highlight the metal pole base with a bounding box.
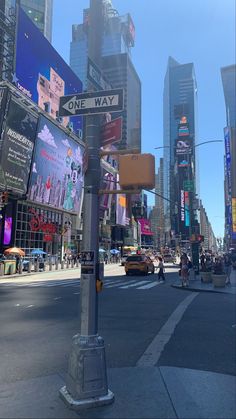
[59,334,114,411]
[59,386,114,411]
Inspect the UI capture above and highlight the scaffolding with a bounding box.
[0,5,16,82]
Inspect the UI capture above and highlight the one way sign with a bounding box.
[59,88,124,117]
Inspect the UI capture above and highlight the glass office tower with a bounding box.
[3,0,53,42]
[70,2,140,150]
[163,56,198,243]
[19,0,53,42]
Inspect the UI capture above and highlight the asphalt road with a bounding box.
[0,264,235,386]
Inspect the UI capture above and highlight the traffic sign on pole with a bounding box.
[59,89,123,117]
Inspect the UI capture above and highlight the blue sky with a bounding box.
[52,0,235,238]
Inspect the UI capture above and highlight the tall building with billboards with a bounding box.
[0,7,84,257]
[0,0,53,82]
[221,65,236,249]
[70,1,141,252]
[163,57,198,245]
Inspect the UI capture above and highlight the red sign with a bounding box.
[101,117,122,147]
[139,218,154,236]
[28,208,57,241]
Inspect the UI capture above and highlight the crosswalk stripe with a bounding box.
[119,280,150,289]
[105,279,134,288]
[137,281,163,289]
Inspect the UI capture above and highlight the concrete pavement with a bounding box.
[0,366,235,418]
[1,264,235,418]
[172,267,236,294]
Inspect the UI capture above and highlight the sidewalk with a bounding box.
[0,263,122,283]
[172,268,236,294]
[0,366,235,418]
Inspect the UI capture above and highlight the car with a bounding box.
[124,255,155,276]
[163,253,173,263]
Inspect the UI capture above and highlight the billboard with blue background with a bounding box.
[14,7,83,136]
[28,115,84,214]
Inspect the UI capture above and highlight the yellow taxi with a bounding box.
[124,255,155,276]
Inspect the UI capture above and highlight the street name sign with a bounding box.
[59,89,124,117]
[87,57,111,91]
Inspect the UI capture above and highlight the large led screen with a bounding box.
[28,116,84,213]
[14,7,83,135]
[0,97,38,194]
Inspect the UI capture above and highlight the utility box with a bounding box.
[119,153,155,190]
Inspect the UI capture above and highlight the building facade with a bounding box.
[18,0,53,42]
[199,201,217,253]
[163,56,198,246]
[221,65,236,250]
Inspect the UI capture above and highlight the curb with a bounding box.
[171,283,233,295]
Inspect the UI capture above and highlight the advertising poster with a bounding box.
[0,98,38,194]
[224,127,232,197]
[3,217,12,245]
[116,178,127,226]
[184,191,190,227]
[139,219,154,236]
[28,116,84,214]
[176,138,192,155]
[232,198,236,238]
[14,7,83,135]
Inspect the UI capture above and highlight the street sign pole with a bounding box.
[60,0,114,410]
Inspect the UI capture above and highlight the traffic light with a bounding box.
[119,154,155,190]
[197,235,204,243]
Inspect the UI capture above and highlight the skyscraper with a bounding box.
[0,0,53,81]
[163,57,198,244]
[18,0,53,42]
[69,1,141,250]
[70,1,134,89]
[221,65,236,249]
[221,65,236,128]
[1,0,53,41]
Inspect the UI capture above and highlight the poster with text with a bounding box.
[0,98,38,194]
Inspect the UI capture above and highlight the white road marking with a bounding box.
[15,304,20,307]
[105,280,134,288]
[136,292,199,367]
[26,305,34,308]
[137,281,163,289]
[119,280,150,289]
[73,292,80,295]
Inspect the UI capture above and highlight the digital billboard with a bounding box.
[176,139,191,155]
[178,125,189,137]
[14,7,83,135]
[0,97,38,194]
[3,217,12,245]
[28,115,84,213]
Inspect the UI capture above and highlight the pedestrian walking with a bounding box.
[157,257,165,281]
[223,254,232,284]
[180,253,189,287]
